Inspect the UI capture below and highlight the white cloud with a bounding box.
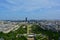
[0,0,60,12]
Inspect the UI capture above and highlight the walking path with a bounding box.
[27,24,35,40]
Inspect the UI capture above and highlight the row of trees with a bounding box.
[31,24,60,40]
[0,25,27,40]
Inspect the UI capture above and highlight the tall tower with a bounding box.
[25,17,27,22]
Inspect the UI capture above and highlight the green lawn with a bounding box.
[0,24,60,40]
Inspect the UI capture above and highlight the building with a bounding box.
[25,17,27,22]
[27,34,35,40]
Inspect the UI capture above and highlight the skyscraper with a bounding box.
[25,17,27,22]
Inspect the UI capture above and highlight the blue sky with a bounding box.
[0,0,60,20]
